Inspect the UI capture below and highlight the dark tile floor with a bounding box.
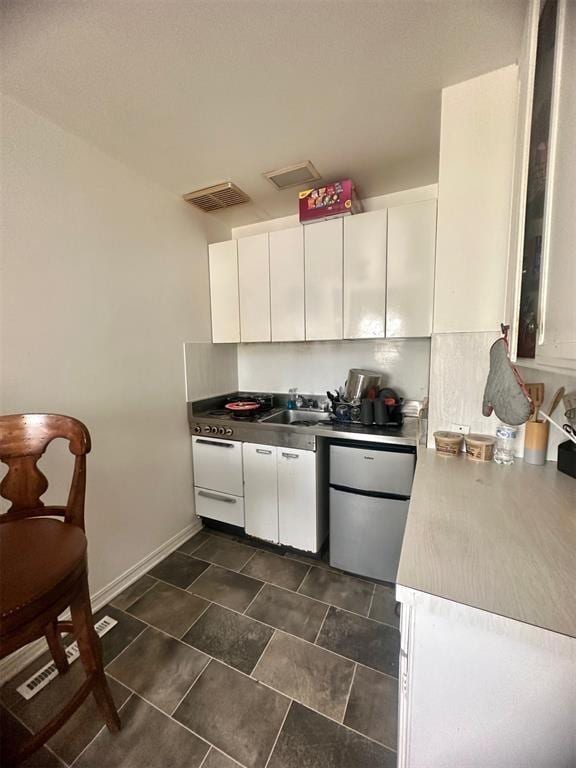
[1,529,400,768]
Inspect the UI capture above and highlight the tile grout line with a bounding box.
[69,693,134,767]
[249,629,277,678]
[111,577,159,612]
[103,623,149,672]
[263,699,293,768]
[177,599,213,641]
[118,593,399,682]
[240,581,267,616]
[146,550,397,629]
[169,654,212,718]
[312,604,330,645]
[104,676,250,768]
[366,582,377,619]
[2,704,68,767]
[341,662,358,724]
[295,564,312,592]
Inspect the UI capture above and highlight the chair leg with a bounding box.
[70,574,121,733]
[45,620,69,674]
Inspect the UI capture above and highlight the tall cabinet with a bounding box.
[208,240,240,343]
[238,233,271,342]
[304,219,343,341]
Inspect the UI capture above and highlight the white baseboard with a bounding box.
[0,519,203,684]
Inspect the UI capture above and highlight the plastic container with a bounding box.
[434,431,463,457]
[465,434,496,462]
[494,423,517,465]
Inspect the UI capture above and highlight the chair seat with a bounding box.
[0,519,87,629]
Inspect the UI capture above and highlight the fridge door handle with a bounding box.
[330,483,410,502]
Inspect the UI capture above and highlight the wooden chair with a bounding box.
[0,414,121,765]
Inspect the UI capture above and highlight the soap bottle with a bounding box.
[287,388,297,410]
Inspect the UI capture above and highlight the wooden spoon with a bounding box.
[545,386,565,417]
[526,382,545,421]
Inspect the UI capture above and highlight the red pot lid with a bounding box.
[225,401,261,411]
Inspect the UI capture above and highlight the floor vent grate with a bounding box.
[17,616,118,701]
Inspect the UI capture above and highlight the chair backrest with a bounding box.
[0,414,91,528]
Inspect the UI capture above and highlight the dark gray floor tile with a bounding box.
[177,530,212,555]
[0,660,130,765]
[241,550,309,591]
[182,603,273,674]
[75,694,209,768]
[148,552,210,589]
[246,584,328,642]
[188,565,263,612]
[253,631,355,720]
[107,627,209,714]
[299,567,374,616]
[344,665,398,749]
[126,580,209,638]
[283,552,334,571]
[110,575,158,610]
[316,607,400,677]
[93,605,148,666]
[202,747,242,767]
[370,584,400,628]
[174,660,290,768]
[193,537,256,571]
[0,705,64,767]
[268,702,396,768]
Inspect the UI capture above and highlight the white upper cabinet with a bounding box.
[304,218,343,340]
[343,210,387,339]
[387,200,437,338]
[209,240,240,343]
[434,65,518,333]
[238,233,271,342]
[269,227,305,342]
[536,0,576,368]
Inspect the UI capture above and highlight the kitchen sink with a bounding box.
[260,409,333,426]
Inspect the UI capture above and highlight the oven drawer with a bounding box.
[192,436,243,496]
[194,487,245,526]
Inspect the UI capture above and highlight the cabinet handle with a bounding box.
[281,452,299,459]
[196,439,233,448]
[256,448,272,455]
[198,490,236,504]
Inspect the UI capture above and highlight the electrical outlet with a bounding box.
[450,423,470,435]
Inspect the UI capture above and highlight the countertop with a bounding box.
[397,449,576,638]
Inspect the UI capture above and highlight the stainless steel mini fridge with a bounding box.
[329,441,416,583]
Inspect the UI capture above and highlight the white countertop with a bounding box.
[397,449,576,638]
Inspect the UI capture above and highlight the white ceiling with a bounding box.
[1,0,526,226]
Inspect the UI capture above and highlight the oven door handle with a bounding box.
[195,439,234,448]
[197,490,237,504]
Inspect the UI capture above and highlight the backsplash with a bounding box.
[237,338,431,399]
[184,342,238,401]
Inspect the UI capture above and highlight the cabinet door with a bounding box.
[278,448,317,552]
[387,200,437,338]
[238,233,271,342]
[433,65,518,333]
[269,227,305,341]
[304,219,343,340]
[343,210,387,339]
[536,0,576,369]
[209,240,240,343]
[192,436,243,496]
[243,443,278,543]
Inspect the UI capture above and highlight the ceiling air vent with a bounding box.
[264,161,321,191]
[183,182,250,212]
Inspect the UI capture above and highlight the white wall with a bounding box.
[0,95,230,594]
[184,342,238,401]
[237,338,430,400]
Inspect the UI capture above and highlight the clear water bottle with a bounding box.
[494,423,517,465]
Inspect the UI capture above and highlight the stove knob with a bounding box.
[211,426,218,434]
[193,425,201,434]
[218,427,226,435]
[225,428,233,436]
[203,426,211,434]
